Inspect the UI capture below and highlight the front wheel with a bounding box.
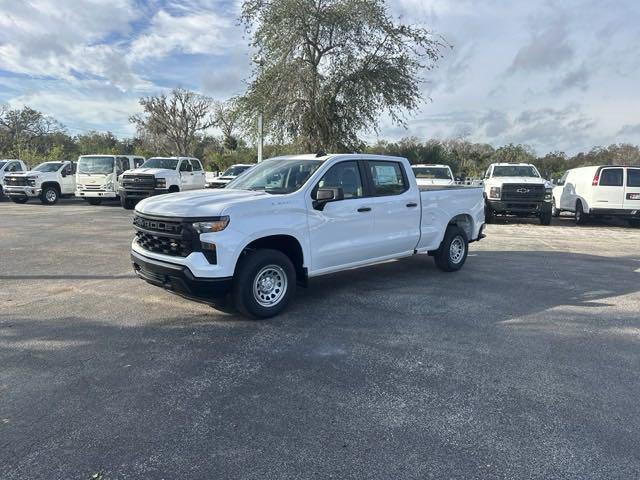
[40,186,59,205]
[433,226,469,272]
[120,197,136,210]
[86,198,102,205]
[575,201,588,225]
[10,196,28,204]
[540,209,552,225]
[233,249,296,319]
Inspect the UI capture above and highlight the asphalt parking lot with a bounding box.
[1,198,640,479]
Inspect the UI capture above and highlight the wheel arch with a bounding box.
[235,234,307,286]
[41,181,61,192]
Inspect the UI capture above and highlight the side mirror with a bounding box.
[313,188,344,210]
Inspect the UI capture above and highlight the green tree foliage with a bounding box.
[239,0,446,152]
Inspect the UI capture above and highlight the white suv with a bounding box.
[552,165,640,226]
[483,163,553,225]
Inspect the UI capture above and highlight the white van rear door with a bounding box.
[623,167,640,211]
[594,167,624,210]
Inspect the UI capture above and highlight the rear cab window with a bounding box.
[190,159,203,171]
[368,161,408,196]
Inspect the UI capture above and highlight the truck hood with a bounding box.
[136,189,269,217]
[125,168,175,176]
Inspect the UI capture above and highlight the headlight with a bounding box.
[544,188,552,201]
[192,216,230,233]
[489,187,501,200]
[27,178,37,187]
[155,178,166,188]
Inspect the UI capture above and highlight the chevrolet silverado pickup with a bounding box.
[3,160,76,204]
[130,154,485,318]
[0,159,28,199]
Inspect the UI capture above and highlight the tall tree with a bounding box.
[212,100,240,151]
[0,105,65,158]
[130,88,215,156]
[239,0,446,152]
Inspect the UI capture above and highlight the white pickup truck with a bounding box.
[3,160,76,204]
[206,164,254,188]
[119,156,206,209]
[0,160,28,199]
[130,154,485,318]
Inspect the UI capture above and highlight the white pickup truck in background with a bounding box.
[130,154,485,318]
[119,156,206,209]
[0,159,28,199]
[411,164,455,186]
[3,161,76,204]
[206,164,254,188]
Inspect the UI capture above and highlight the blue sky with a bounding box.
[0,0,639,154]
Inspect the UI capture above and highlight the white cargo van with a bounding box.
[552,166,640,226]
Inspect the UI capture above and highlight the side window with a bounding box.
[599,168,623,187]
[71,163,77,174]
[62,163,72,175]
[558,172,568,186]
[368,161,408,196]
[484,167,491,179]
[179,160,192,172]
[627,169,640,187]
[315,161,364,199]
[134,157,145,168]
[190,159,203,171]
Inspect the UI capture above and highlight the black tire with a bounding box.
[40,185,60,205]
[484,204,495,224]
[232,249,296,319]
[433,226,469,272]
[120,197,136,210]
[540,209,552,225]
[86,198,102,205]
[10,196,28,204]
[551,198,560,217]
[168,186,180,194]
[575,201,588,225]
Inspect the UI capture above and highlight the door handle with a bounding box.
[357,207,372,212]
[406,202,418,208]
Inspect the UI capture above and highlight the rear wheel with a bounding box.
[552,198,560,217]
[40,185,59,205]
[433,226,469,272]
[10,196,28,204]
[575,201,588,225]
[86,198,102,205]
[233,249,296,319]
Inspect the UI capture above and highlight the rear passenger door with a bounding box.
[363,160,421,258]
[595,167,624,210]
[624,168,640,210]
[190,159,206,189]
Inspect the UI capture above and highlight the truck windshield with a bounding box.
[141,158,179,169]
[33,162,63,172]
[78,156,114,174]
[222,165,252,176]
[227,158,322,194]
[413,167,452,179]
[492,166,539,177]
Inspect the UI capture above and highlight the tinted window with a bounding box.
[412,167,452,179]
[627,169,640,187]
[316,161,363,199]
[599,168,623,187]
[142,158,179,169]
[179,160,192,172]
[368,161,407,195]
[190,159,203,171]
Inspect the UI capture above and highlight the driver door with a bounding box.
[178,159,194,190]
[307,160,377,273]
[60,163,75,194]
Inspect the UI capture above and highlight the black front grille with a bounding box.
[133,213,200,259]
[501,184,545,202]
[4,176,28,186]
[122,174,155,191]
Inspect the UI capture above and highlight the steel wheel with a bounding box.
[449,235,466,264]
[252,264,288,307]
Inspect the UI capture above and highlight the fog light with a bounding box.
[201,242,217,264]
